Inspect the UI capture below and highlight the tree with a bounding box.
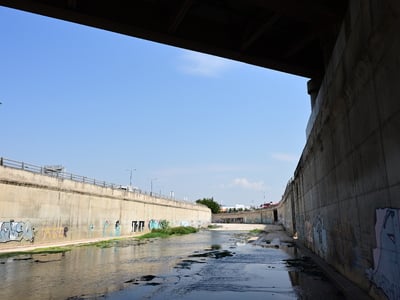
[196,197,221,214]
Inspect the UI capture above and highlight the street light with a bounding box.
[126,169,136,189]
[150,178,157,196]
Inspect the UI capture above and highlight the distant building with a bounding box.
[259,202,278,209]
[221,204,251,212]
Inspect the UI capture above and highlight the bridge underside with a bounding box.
[0,0,347,80]
[1,1,400,299]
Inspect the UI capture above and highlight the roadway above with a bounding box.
[0,0,348,79]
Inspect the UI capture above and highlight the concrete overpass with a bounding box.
[1,1,400,299]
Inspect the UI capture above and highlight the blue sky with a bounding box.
[0,6,310,207]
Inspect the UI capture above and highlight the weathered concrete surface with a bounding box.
[0,166,211,250]
[208,223,270,231]
[279,1,400,299]
[212,208,277,224]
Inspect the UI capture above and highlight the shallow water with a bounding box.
[0,230,343,299]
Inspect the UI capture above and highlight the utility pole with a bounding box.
[126,168,136,189]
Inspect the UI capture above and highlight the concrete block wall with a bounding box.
[0,166,211,250]
[280,1,400,299]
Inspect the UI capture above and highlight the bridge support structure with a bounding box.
[279,1,400,299]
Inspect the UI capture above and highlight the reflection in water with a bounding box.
[0,230,342,299]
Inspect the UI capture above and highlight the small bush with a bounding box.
[138,226,197,239]
[159,220,170,230]
[138,231,170,239]
[167,226,197,235]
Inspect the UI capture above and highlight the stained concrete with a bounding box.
[279,1,400,299]
[0,166,211,251]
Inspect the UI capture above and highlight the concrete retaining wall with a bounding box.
[277,181,296,236]
[279,1,400,299]
[212,209,277,224]
[0,166,211,250]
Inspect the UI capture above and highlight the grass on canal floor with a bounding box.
[249,228,264,235]
[0,226,199,257]
[138,226,198,239]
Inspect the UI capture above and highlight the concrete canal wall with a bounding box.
[0,166,211,250]
[278,1,400,299]
[212,208,277,224]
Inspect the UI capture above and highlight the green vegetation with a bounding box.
[249,229,264,235]
[196,197,221,214]
[0,225,199,257]
[158,220,170,230]
[138,226,198,239]
[207,224,221,229]
[91,239,119,248]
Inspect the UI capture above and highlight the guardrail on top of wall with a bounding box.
[0,157,171,200]
[0,157,118,188]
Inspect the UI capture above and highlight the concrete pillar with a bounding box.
[307,78,320,109]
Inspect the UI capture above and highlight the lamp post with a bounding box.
[126,169,136,189]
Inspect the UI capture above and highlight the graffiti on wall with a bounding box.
[313,215,328,258]
[366,208,400,300]
[102,220,126,237]
[131,221,145,232]
[103,220,110,237]
[149,219,160,230]
[39,227,67,240]
[180,221,189,227]
[148,219,170,230]
[0,220,35,243]
[115,220,121,236]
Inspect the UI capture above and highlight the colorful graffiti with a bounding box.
[103,220,110,237]
[148,219,160,230]
[0,220,34,243]
[115,220,121,236]
[39,227,66,240]
[367,208,400,300]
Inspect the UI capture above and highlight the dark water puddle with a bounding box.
[12,256,33,261]
[33,258,62,263]
[66,293,106,299]
[124,274,161,286]
[174,259,206,269]
[10,253,63,263]
[284,256,327,279]
[189,249,234,259]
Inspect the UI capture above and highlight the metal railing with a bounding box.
[0,157,118,188]
[0,157,199,204]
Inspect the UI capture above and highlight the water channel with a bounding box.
[0,229,344,299]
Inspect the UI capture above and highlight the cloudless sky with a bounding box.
[0,6,311,207]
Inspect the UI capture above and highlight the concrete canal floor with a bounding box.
[0,224,365,299]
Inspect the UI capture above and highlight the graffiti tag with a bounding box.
[367,208,400,300]
[149,219,160,230]
[0,220,34,243]
[131,221,145,232]
[313,215,328,258]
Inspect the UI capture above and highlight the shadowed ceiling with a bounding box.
[0,0,348,79]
